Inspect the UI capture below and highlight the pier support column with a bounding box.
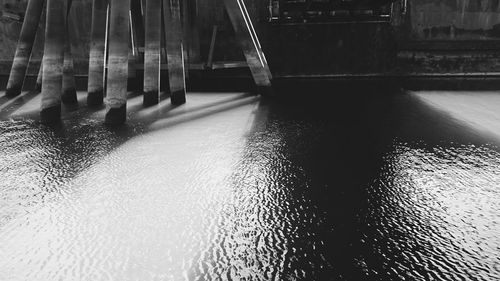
[223,0,272,95]
[163,0,186,105]
[35,62,43,92]
[129,0,145,91]
[40,0,65,123]
[62,26,77,104]
[6,0,45,97]
[87,0,108,106]
[143,0,162,106]
[182,0,201,64]
[105,0,131,125]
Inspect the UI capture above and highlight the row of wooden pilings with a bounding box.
[5,0,273,125]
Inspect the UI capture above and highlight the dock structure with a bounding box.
[3,0,273,124]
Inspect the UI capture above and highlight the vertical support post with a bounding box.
[40,0,65,123]
[239,0,272,79]
[87,0,108,106]
[143,0,162,105]
[163,0,186,104]
[182,0,200,64]
[206,25,217,69]
[130,0,145,56]
[35,61,43,92]
[6,0,45,97]
[223,0,273,94]
[105,0,130,124]
[62,18,77,104]
[181,0,189,79]
[129,0,145,91]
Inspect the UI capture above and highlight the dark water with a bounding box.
[0,88,499,280]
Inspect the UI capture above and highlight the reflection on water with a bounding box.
[0,90,499,280]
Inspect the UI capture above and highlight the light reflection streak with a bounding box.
[0,93,262,280]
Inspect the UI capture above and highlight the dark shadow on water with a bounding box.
[0,90,40,118]
[186,84,500,280]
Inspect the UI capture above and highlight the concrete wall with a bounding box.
[409,0,500,40]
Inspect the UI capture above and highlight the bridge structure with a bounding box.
[4,0,273,124]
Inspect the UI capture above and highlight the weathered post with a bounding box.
[129,0,145,91]
[222,0,272,94]
[6,0,45,97]
[87,0,108,106]
[143,0,162,105]
[105,0,131,124]
[40,0,65,123]
[163,0,186,104]
[62,24,77,104]
[35,62,43,92]
[182,0,201,64]
[130,0,145,56]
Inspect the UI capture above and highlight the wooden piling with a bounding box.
[105,0,130,124]
[62,0,77,106]
[129,0,145,91]
[130,0,145,55]
[6,0,45,97]
[222,0,272,95]
[163,0,186,105]
[143,0,162,106]
[61,30,77,105]
[35,62,43,92]
[87,0,108,106]
[40,0,65,123]
[182,0,201,64]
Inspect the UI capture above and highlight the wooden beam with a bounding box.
[143,0,162,106]
[6,0,45,97]
[105,0,131,124]
[163,0,186,105]
[222,0,272,94]
[87,0,108,106]
[40,0,65,123]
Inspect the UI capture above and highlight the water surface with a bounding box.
[0,89,499,280]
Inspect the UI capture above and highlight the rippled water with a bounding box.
[0,89,499,280]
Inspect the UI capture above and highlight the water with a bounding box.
[0,88,499,280]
